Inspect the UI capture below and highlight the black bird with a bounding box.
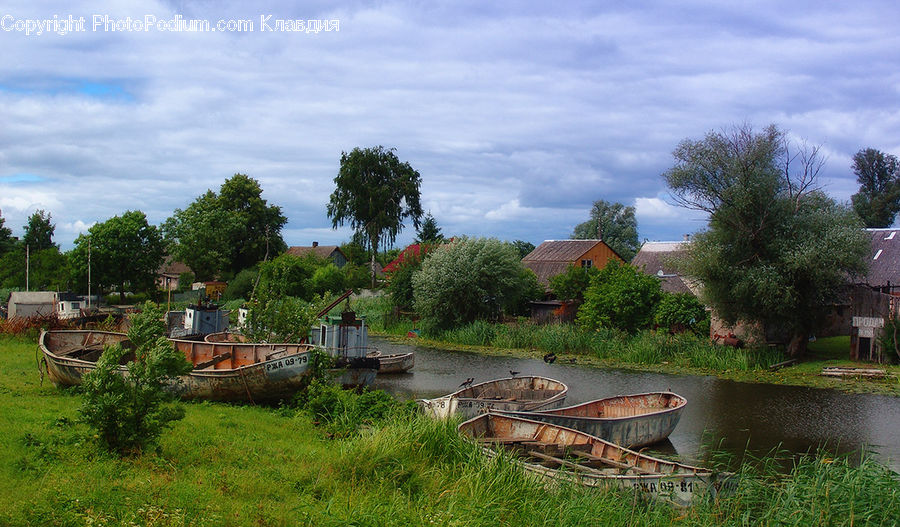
[543,352,557,364]
[459,377,474,388]
[509,370,520,377]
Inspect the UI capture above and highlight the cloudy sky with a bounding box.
[1,1,898,251]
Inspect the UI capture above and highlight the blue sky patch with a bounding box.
[0,173,45,183]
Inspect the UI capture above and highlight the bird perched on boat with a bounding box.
[543,352,557,364]
[509,370,520,377]
[458,377,474,388]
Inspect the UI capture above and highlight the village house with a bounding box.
[849,228,900,362]
[286,242,348,267]
[157,258,192,291]
[522,239,624,290]
[522,239,624,323]
[630,240,697,296]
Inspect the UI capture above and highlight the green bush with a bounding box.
[413,237,543,330]
[654,292,708,333]
[222,267,257,301]
[310,263,347,296]
[79,302,192,455]
[387,246,432,310]
[549,264,599,302]
[576,261,662,334]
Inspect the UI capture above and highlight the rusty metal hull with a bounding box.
[419,376,568,419]
[40,330,315,403]
[458,412,734,507]
[495,392,686,448]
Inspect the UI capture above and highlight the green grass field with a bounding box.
[2,334,898,526]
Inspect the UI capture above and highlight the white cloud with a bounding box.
[0,0,896,250]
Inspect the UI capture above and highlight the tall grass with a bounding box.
[2,333,897,525]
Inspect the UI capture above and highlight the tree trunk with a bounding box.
[119,286,126,305]
[787,333,808,358]
[370,237,378,289]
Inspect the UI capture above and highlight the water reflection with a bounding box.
[372,337,900,472]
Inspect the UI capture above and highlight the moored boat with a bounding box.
[40,329,315,403]
[367,350,415,374]
[418,376,568,419]
[495,392,686,448]
[458,412,734,507]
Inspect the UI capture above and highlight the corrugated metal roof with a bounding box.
[522,240,603,263]
[860,228,900,287]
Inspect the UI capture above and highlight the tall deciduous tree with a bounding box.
[327,146,424,287]
[664,124,869,357]
[70,211,166,303]
[22,209,56,251]
[571,200,639,261]
[0,209,15,257]
[163,174,287,279]
[850,148,900,228]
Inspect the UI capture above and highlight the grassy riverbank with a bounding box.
[3,334,899,526]
[353,296,900,396]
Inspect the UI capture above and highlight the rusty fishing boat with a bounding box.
[494,392,686,448]
[458,412,734,507]
[40,329,315,402]
[418,376,568,419]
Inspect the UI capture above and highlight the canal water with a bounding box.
[371,337,900,472]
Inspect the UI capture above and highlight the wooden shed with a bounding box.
[849,228,900,362]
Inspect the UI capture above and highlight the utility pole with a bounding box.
[25,244,29,291]
[87,238,91,310]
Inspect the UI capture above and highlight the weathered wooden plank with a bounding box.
[571,450,656,474]
[526,451,609,475]
[194,352,232,370]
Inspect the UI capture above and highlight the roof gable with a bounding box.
[860,228,900,287]
[286,245,346,261]
[523,239,613,262]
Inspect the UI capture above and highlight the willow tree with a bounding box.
[327,146,423,288]
[664,124,868,358]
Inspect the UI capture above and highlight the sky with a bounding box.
[1,1,898,251]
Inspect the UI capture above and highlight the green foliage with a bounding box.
[577,261,662,334]
[340,239,369,266]
[163,174,287,280]
[387,245,432,310]
[69,210,165,302]
[22,209,56,251]
[295,380,412,438]
[79,302,192,455]
[0,211,14,257]
[414,212,444,243]
[878,316,900,364]
[549,263,599,302]
[412,237,543,330]
[850,148,900,228]
[664,124,870,356]
[571,200,639,261]
[511,239,536,259]
[310,263,347,296]
[244,285,328,343]
[176,271,194,293]
[257,252,323,300]
[328,146,424,287]
[222,267,257,301]
[0,247,70,290]
[654,292,708,333]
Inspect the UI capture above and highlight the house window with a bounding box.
[581,259,593,268]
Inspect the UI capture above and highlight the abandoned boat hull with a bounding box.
[458,412,734,507]
[40,330,315,403]
[495,392,686,449]
[419,376,568,419]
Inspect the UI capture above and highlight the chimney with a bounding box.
[312,241,319,247]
